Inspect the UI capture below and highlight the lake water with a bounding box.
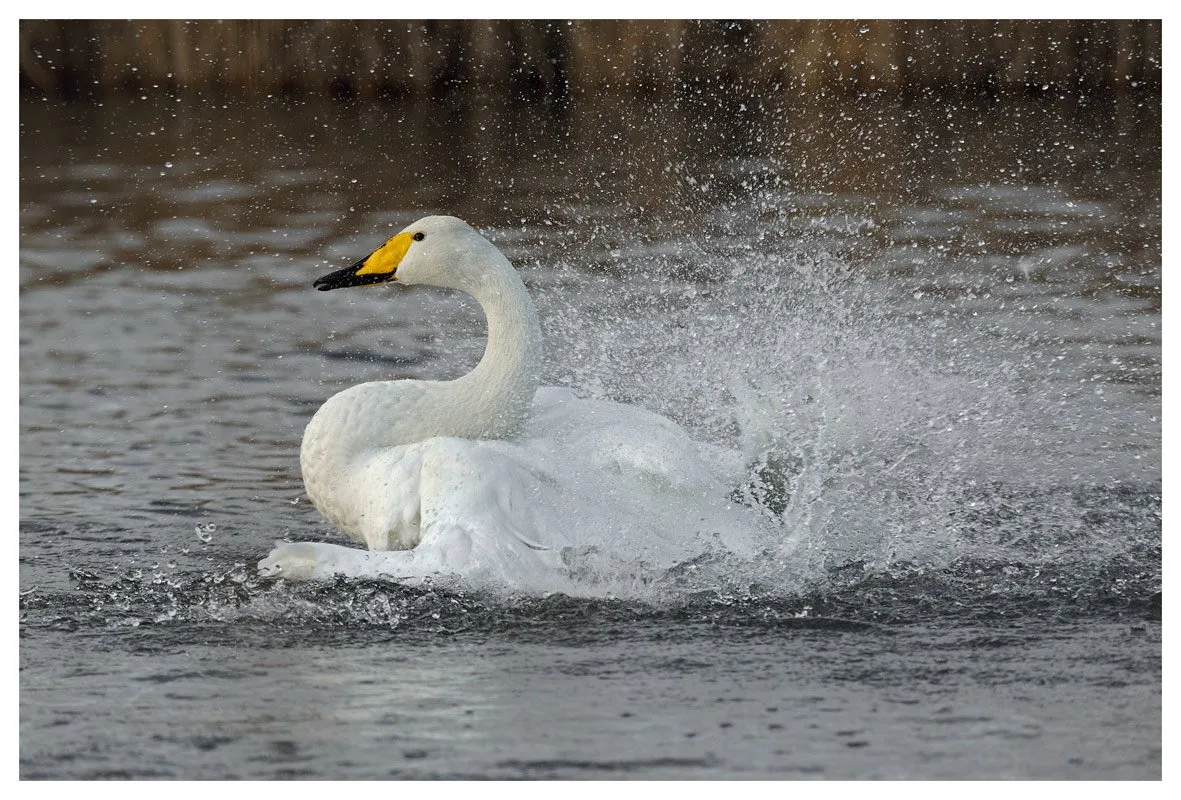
[19,89,1161,779]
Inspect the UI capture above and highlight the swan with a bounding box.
[258,215,766,593]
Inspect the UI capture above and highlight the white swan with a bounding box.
[258,215,766,594]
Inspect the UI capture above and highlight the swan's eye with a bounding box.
[412,232,425,241]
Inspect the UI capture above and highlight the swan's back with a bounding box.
[527,387,743,494]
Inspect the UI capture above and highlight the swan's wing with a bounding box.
[525,388,763,561]
[529,387,743,492]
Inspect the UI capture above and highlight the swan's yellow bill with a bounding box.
[313,231,415,291]
[356,232,414,277]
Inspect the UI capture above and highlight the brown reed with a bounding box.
[19,20,1162,101]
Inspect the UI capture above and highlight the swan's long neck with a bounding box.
[302,240,542,491]
[447,259,542,438]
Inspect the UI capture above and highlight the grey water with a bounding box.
[19,89,1160,779]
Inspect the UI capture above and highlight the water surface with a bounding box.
[19,90,1161,779]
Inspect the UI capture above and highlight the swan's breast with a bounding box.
[300,380,430,537]
[302,380,429,463]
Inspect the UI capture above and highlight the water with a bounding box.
[19,90,1161,778]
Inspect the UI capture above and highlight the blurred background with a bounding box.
[19,20,1163,100]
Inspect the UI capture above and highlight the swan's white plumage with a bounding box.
[259,215,764,593]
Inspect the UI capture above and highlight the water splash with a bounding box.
[532,207,1159,602]
[19,216,1158,624]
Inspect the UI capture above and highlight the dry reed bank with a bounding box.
[20,20,1161,101]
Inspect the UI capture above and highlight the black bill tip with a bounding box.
[313,257,391,291]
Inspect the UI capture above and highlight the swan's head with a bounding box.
[313,215,501,293]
